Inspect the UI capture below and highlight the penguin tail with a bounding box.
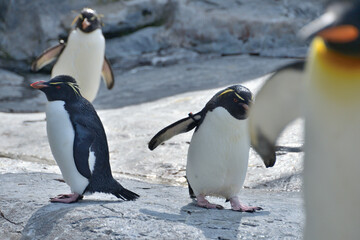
[112,182,140,201]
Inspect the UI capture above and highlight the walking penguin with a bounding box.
[149,85,262,212]
[31,75,139,203]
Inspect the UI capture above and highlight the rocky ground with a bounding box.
[0,0,314,239]
[0,55,305,239]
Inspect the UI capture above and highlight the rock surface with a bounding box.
[0,55,304,239]
[0,0,323,71]
[1,169,303,240]
[0,0,310,239]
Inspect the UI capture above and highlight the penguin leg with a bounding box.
[196,195,224,209]
[229,196,262,212]
[50,193,83,203]
[186,177,196,199]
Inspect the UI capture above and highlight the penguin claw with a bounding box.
[197,202,224,210]
[196,195,224,209]
[229,196,262,212]
[232,206,263,213]
[50,193,83,203]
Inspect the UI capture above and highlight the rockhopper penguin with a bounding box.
[149,85,262,212]
[249,2,360,239]
[31,75,139,203]
[32,8,114,102]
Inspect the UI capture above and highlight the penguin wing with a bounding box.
[73,123,96,179]
[31,42,66,71]
[148,112,202,150]
[101,57,115,89]
[249,61,305,168]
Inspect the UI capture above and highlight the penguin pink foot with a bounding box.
[196,195,224,209]
[50,193,83,203]
[229,196,262,212]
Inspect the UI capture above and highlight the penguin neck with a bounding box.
[45,94,80,103]
[73,28,103,40]
[306,37,360,106]
[205,107,247,132]
[311,37,360,72]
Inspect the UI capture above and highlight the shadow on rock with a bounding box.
[20,199,125,240]
[140,202,270,239]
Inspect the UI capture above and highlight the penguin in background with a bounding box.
[249,2,360,239]
[31,75,139,203]
[32,8,114,102]
[149,85,262,212]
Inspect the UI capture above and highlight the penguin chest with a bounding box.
[46,101,89,194]
[52,29,105,101]
[186,107,250,198]
[303,42,360,239]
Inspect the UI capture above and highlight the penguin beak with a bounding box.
[30,81,48,89]
[298,11,337,41]
[82,18,91,30]
[242,103,249,112]
[299,4,359,43]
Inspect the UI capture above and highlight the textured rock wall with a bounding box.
[0,0,323,72]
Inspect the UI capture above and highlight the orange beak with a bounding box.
[30,81,48,89]
[82,18,91,30]
[318,25,359,43]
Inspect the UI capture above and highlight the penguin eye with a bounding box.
[56,86,61,89]
[233,98,238,103]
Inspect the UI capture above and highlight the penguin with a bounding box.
[149,85,262,212]
[30,75,139,203]
[249,2,360,239]
[31,8,114,102]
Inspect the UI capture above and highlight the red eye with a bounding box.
[233,98,238,102]
[56,86,61,89]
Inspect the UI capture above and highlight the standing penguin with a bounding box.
[249,2,360,239]
[149,85,262,212]
[32,8,114,102]
[31,75,139,203]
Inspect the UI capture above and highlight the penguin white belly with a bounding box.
[46,101,89,194]
[304,61,360,239]
[186,107,250,199]
[52,29,105,102]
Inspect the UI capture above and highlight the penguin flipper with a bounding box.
[148,112,202,150]
[73,123,95,179]
[31,42,65,72]
[249,61,305,168]
[101,57,115,89]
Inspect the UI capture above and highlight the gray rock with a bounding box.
[0,0,323,71]
[0,69,24,99]
[0,56,303,189]
[0,171,303,240]
[160,0,323,57]
[0,55,305,239]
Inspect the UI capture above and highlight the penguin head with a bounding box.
[31,75,82,102]
[73,8,102,33]
[206,85,253,120]
[300,2,360,56]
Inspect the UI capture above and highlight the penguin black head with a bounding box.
[31,75,82,102]
[73,8,102,33]
[206,85,253,120]
[300,2,360,55]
